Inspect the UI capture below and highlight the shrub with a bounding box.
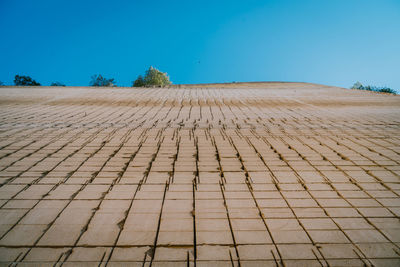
[0,81,4,86]
[132,75,145,87]
[90,74,116,87]
[350,82,396,95]
[378,87,396,94]
[14,75,41,86]
[132,66,172,87]
[51,82,66,86]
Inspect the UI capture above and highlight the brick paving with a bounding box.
[0,83,399,266]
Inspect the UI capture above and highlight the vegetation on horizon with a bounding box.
[132,66,172,87]
[14,75,41,86]
[90,74,116,87]
[1,75,396,93]
[351,82,396,94]
[51,82,66,86]
[3,68,172,87]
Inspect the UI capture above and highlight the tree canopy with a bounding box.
[90,74,116,87]
[132,75,145,87]
[14,75,41,86]
[132,66,171,87]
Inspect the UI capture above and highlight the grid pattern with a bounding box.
[0,83,399,266]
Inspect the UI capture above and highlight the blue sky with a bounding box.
[0,0,399,89]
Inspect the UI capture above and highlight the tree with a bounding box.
[132,66,172,87]
[14,75,41,86]
[351,81,364,90]
[51,82,66,86]
[90,74,116,87]
[132,75,145,87]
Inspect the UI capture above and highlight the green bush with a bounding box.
[350,82,396,95]
[132,75,145,87]
[132,66,172,87]
[14,75,41,86]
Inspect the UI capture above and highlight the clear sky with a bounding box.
[0,0,399,90]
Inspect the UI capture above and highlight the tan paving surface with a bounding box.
[0,83,399,266]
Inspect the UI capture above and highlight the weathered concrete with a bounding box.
[0,83,399,266]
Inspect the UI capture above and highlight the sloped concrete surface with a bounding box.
[0,83,399,266]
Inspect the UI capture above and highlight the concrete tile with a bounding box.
[67,247,111,262]
[344,229,388,243]
[197,245,232,260]
[196,231,233,245]
[0,224,47,246]
[24,247,69,262]
[110,247,149,262]
[237,244,276,260]
[38,224,83,246]
[278,244,317,259]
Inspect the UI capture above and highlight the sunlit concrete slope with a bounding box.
[0,82,399,266]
